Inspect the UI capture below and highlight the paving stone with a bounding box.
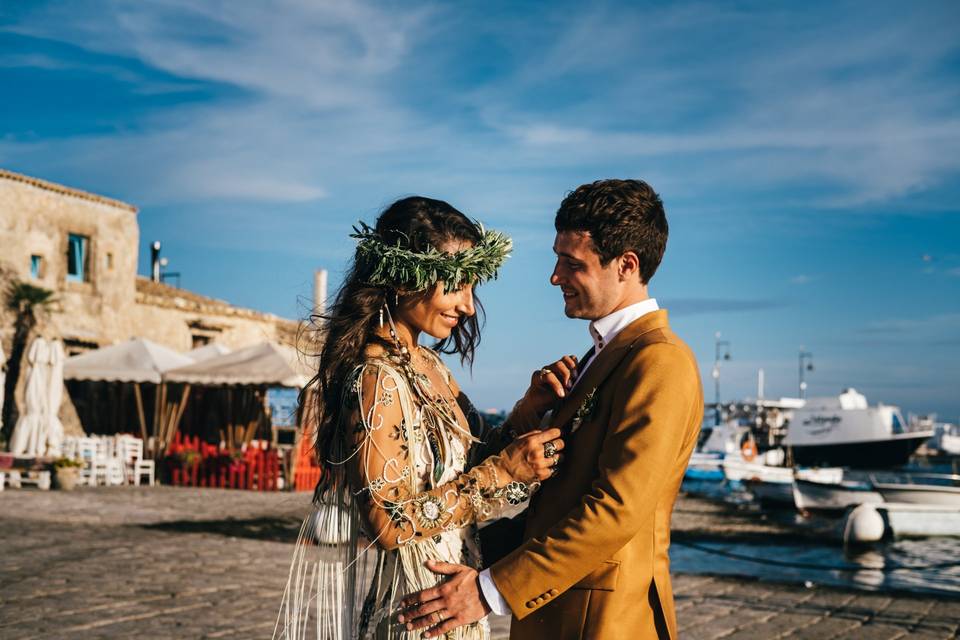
[1,487,956,639]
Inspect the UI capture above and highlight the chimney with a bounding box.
[314,269,328,317]
[151,241,161,282]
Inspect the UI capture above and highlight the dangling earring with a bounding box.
[378,303,384,328]
[394,290,399,308]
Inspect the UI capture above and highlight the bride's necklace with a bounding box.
[382,307,474,484]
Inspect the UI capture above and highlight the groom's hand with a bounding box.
[398,560,491,637]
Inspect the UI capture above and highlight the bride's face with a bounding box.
[395,238,476,341]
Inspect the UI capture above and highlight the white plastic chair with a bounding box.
[116,436,155,486]
[75,437,98,486]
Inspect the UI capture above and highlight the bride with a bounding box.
[275,196,567,639]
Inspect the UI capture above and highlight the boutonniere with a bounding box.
[570,388,597,433]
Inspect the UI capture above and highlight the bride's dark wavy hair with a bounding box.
[306,196,485,501]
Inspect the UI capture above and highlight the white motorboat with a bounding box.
[793,477,883,512]
[870,472,960,507]
[784,389,933,468]
[735,463,844,505]
[928,422,960,455]
[878,503,960,538]
[685,451,724,481]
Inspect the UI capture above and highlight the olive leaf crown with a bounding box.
[350,221,512,293]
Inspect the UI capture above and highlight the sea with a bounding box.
[674,460,960,599]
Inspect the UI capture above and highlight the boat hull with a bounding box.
[790,434,928,468]
[744,478,794,505]
[793,479,883,512]
[873,484,960,507]
[880,503,960,537]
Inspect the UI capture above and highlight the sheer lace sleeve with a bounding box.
[344,362,530,550]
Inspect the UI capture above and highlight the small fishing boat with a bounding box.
[740,466,844,506]
[793,477,883,512]
[878,503,960,537]
[870,472,960,507]
[685,451,725,481]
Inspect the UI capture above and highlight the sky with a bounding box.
[2,0,959,420]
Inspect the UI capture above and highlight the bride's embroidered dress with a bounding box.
[275,343,526,640]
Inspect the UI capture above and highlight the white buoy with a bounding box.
[843,504,886,544]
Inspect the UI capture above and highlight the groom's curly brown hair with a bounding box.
[555,178,668,284]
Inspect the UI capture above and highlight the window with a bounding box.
[30,255,43,279]
[67,233,90,283]
[106,252,114,270]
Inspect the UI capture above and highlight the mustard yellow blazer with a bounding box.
[490,310,703,639]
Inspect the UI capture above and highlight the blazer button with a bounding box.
[535,597,544,604]
[548,589,558,596]
[525,601,534,608]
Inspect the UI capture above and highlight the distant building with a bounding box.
[0,168,298,355]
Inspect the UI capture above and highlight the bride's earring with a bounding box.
[378,304,384,328]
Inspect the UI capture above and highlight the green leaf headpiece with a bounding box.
[350,221,512,293]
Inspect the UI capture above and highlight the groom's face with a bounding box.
[551,231,622,320]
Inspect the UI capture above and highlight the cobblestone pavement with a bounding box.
[1,487,958,639]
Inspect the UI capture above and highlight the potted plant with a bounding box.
[53,457,84,491]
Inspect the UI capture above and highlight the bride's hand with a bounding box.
[497,428,565,483]
[521,354,579,417]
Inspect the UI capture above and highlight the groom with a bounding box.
[400,179,703,639]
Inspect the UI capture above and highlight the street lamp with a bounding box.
[798,349,814,399]
[713,332,732,425]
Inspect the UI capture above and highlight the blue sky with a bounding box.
[3,1,959,419]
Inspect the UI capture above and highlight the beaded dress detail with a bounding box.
[274,347,521,640]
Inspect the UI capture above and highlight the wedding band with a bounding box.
[543,440,557,458]
[539,367,552,379]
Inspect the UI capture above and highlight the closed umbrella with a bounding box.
[0,341,6,437]
[10,337,49,456]
[46,340,65,457]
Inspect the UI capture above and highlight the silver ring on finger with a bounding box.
[551,453,562,468]
[543,440,557,458]
[539,367,552,380]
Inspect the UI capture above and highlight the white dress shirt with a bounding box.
[478,298,660,615]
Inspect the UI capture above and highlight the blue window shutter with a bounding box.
[67,234,87,282]
[30,255,41,279]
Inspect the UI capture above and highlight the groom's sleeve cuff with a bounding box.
[478,569,510,616]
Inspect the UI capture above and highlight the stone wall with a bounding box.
[0,168,299,355]
[0,169,139,351]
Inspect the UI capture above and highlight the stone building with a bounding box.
[0,168,299,355]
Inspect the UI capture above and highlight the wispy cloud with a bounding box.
[856,313,960,345]
[2,0,958,214]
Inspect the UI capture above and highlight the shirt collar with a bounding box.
[588,298,659,353]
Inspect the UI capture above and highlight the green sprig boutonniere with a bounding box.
[570,388,597,433]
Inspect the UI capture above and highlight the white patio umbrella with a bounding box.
[10,337,50,456]
[45,340,66,456]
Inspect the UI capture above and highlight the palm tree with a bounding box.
[1,280,56,445]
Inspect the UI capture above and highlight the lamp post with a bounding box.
[712,332,732,425]
[798,349,814,399]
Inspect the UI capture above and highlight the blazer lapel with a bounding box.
[550,309,671,430]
